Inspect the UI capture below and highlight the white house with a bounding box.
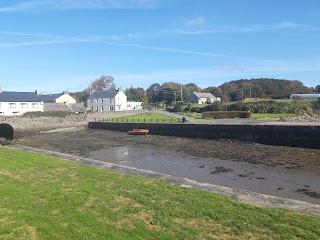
[188,92,221,104]
[0,88,44,116]
[127,102,143,110]
[87,88,127,112]
[290,94,320,99]
[40,91,77,104]
[0,88,80,116]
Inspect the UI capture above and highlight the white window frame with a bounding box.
[21,103,28,108]
[9,103,16,108]
[32,103,39,108]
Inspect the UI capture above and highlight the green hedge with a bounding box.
[202,111,251,119]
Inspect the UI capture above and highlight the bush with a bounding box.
[203,102,223,111]
[202,111,251,119]
[227,101,312,114]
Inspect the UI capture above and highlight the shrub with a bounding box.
[203,102,223,111]
[202,111,251,119]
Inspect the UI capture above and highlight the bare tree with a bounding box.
[90,75,116,93]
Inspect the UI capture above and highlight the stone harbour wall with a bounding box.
[88,122,320,149]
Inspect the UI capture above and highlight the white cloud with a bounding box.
[181,21,320,35]
[185,17,206,27]
[0,0,162,12]
[0,31,224,57]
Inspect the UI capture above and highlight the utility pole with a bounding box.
[181,84,183,102]
[249,86,252,98]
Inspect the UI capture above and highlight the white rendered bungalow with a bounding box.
[87,88,127,112]
[188,92,221,104]
[0,88,44,116]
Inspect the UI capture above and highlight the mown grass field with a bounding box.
[1,147,320,239]
[103,113,181,123]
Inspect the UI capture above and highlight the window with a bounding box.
[0,112,4,116]
[32,103,39,108]
[13,112,20,116]
[101,99,104,104]
[101,106,104,111]
[96,106,98,111]
[9,103,16,108]
[20,103,28,108]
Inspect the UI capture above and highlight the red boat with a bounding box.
[128,129,149,135]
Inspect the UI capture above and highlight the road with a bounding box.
[150,109,320,126]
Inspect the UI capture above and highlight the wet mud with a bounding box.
[13,128,320,204]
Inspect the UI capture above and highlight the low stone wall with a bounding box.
[88,122,320,149]
[0,111,142,131]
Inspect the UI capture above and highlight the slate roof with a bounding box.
[87,90,118,99]
[0,91,75,103]
[0,91,43,102]
[193,92,215,98]
[40,93,64,102]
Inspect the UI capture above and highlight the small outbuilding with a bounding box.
[188,92,221,104]
[290,94,320,99]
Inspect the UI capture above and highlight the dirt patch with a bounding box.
[296,189,320,198]
[10,127,320,205]
[210,166,233,174]
[13,128,320,170]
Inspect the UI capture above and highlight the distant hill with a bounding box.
[216,78,312,101]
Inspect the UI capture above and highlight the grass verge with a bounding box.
[0,147,319,239]
[250,113,298,119]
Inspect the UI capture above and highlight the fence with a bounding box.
[94,117,182,123]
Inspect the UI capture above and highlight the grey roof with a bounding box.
[193,92,215,98]
[290,94,320,99]
[40,93,64,102]
[0,91,76,103]
[0,91,43,102]
[87,90,118,99]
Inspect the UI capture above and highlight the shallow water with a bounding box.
[89,146,320,204]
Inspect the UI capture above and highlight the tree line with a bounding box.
[71,76,319,105]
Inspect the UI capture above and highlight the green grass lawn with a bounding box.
[273,99,317,103]
[1,147,320,239]
[104,113,181,123]
[250,113,298,119]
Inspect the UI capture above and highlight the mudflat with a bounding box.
[14,127,320,204]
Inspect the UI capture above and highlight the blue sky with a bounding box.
[0,0,319,93]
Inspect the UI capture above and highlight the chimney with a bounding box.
[35,90,42,95]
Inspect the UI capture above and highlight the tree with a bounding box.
[316,85,320,93]
[146,83,162,103]
[90,75,116,93]
[126,87,147,102]
[204,86,222,97]
[161,82,182,105]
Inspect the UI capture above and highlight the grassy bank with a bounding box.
[250,113,298,119]
[0,147,319,239]
[103,113,181,123]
